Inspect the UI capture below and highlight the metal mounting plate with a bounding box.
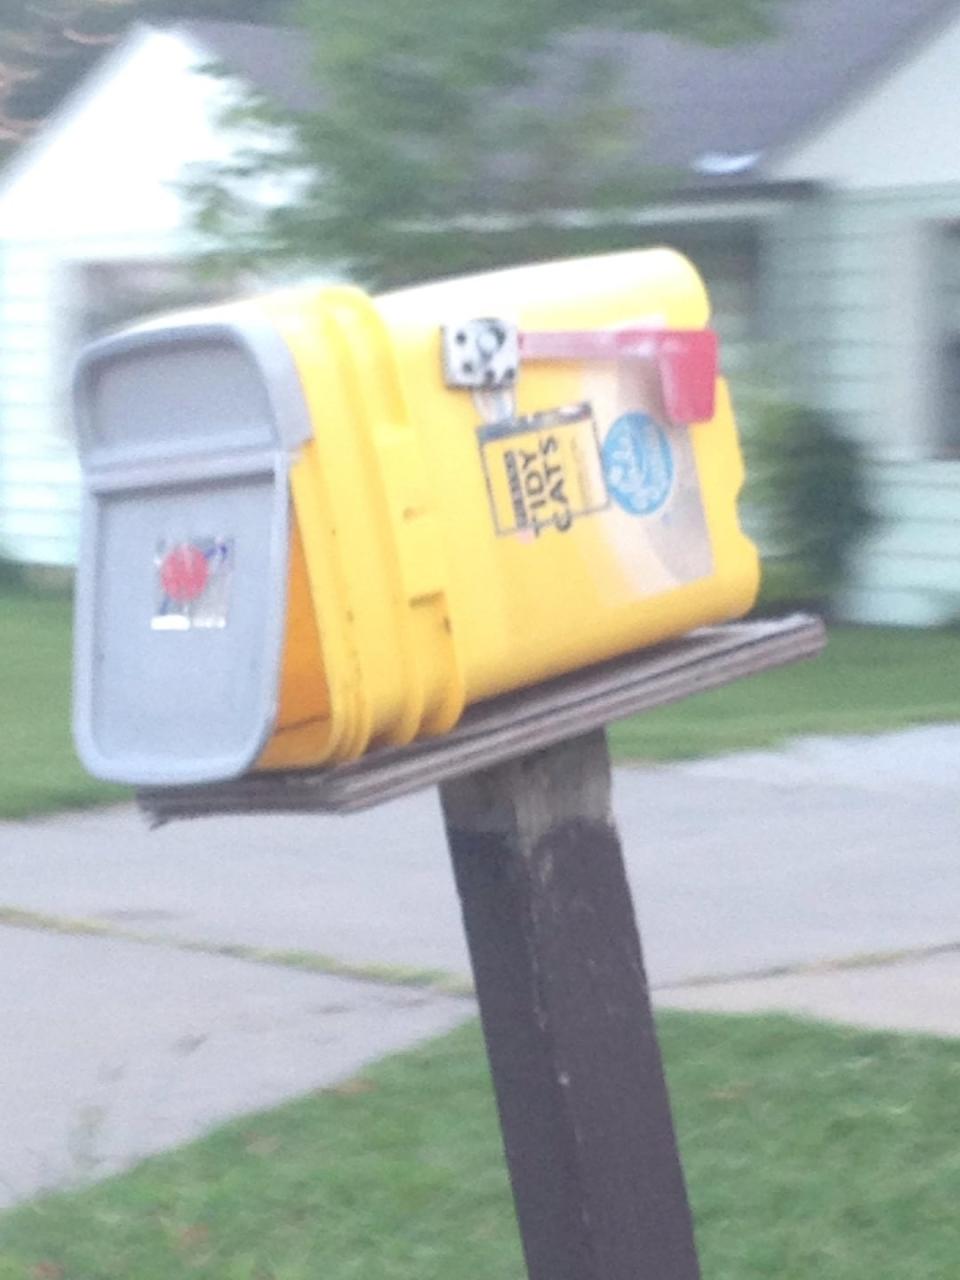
[442,318,519,389]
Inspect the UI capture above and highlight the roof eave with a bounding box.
[573,178,827,229]
[674,177,825,201]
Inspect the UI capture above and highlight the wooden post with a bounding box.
[440,729,701,1280]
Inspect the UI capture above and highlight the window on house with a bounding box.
[52,258,244,442]
[644,223,761,380]
[936,338,960,457]
[75,260,238,347]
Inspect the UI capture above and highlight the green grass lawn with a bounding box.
[1,1013,958,1279]
[0,588,128,819]
[609,624,960,761]
[1,584,958,818]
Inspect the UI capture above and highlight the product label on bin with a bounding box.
[477,403,609,538]
[601,413,675,516]
[475,356,715,591]
[582,357,716,591]
[152,537,234,631]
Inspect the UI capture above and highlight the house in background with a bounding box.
[0,20,314,570]
[0,1,959,624]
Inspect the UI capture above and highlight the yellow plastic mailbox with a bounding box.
[72,249,759,786]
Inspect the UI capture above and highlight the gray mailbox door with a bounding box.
[72,312,312,787]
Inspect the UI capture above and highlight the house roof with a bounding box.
[178,1,960,187]
[178,20,321,114]
[610,0,960,180]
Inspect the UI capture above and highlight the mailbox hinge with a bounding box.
[442,318,520,390]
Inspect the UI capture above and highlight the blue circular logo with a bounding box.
[601,413,675,516]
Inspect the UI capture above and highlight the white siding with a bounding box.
[0,28,243,565]
[0,244,76,564]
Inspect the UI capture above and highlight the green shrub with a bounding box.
[739,399,876,614]
[0,552,25,590]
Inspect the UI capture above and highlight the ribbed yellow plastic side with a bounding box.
[255,286,465,770]
[255,248,759,770]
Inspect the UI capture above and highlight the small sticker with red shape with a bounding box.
[152,537,234,631]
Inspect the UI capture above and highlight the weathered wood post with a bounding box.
[441,730,701,1280]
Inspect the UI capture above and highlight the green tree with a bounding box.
[187,0,781,289]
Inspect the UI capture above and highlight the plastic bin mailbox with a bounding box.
[72,248,760,787]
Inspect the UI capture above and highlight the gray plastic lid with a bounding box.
[72,308,312,787]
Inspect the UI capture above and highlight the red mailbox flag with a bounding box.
[518,328,718,426]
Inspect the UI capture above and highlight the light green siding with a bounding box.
[763,187,960,625]
[843,461,960,625]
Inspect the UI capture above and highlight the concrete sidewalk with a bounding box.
[663,949,960,1035]
[1,724,958,1206]
[3,725,958,985]
[0,928,472,1209]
